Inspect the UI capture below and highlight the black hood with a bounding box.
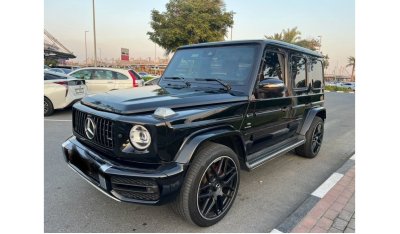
[81,86,248,114]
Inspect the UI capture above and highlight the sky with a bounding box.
[44,0,354,75]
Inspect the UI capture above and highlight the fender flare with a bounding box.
[298,107,326,136]
[174,127,245,164]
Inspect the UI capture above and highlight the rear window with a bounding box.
[44,73,64,80]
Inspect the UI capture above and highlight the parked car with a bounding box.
[44,71,87,116]
[138,72,149,77]
[62,40,326,227]
[68,67,144,94]
[48,68,72,74]
[144,77,160,86]
[338,82,355,91]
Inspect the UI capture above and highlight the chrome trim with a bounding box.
[248,139,305,170]
[292,104,306,109]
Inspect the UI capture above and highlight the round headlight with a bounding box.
[129,125,151,150]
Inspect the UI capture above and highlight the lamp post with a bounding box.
[92,0,97,67]
[84,30,89,66]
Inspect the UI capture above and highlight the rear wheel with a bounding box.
[173,142,240,227]
[295,117,324,158]
[44,97,54,116]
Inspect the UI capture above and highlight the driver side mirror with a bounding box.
[257,78,286,98]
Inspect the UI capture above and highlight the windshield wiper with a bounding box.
[163,76,191,87]
[194,78,232,91]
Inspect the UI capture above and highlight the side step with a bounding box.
[246,137,305,170]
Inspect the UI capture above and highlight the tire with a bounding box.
[172,142,240,227]
[295,117,324,158]
[44,97,54,116]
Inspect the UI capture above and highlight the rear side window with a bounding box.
[291,56,307,88]
[308,58,323,89]
[44,73,64,80]
[115,72,129,80]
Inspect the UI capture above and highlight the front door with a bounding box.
[243,50,293,155]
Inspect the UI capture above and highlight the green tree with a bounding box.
[347,56,355,81]
[147,0,234,54]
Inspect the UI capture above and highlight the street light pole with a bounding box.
[92,0,97,67]
[84,30,89,66]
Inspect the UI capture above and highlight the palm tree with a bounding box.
[265,27,320,51]
[347,56,355,82]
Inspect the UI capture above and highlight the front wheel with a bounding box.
[295,117,324,158]
[173,142,240,227]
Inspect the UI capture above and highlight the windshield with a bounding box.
[161,44,259,92]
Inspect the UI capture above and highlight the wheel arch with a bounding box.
[297,107,326,136]
[174,126,246,167]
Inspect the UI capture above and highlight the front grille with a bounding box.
[110,176,160,201]
[73,108,114,149]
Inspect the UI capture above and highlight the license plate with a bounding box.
[75,87,84,94]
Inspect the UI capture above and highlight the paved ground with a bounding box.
[44,92,355,232]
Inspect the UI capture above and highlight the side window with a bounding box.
[71,70,92,80]
[44,73,63,80]
[308,58,323,89]
[291,56,307,88]
[255,51,286,99]
[262,51,285,81]
[92,70,114,80]
[115,72,128,80]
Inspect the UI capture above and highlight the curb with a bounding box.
[271,153,355,233]
[325,90,355,94]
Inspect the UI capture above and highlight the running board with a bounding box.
[246,139,305,170]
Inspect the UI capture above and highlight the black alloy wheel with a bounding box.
[295,116,324,158]
[196,156,239,220]
[311,122,324,155]
[172,142,240,227]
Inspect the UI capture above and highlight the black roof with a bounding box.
[178,39,323,58]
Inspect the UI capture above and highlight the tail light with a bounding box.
[128,70,139,87]
[55,81,69,96]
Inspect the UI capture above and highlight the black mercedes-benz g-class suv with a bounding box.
[62,40,325,227]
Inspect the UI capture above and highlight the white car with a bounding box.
[337,82,355,91]
[44,71,87,116]
[68,67,144,94]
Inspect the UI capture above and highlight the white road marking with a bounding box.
[337,91,344,93]
[270,229,283,233]
[350,154,355,160]
[44,119,72,122]
[311,172,343,198]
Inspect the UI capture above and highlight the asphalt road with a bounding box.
[44,92,355,232]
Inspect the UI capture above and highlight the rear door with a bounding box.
[90,69,116,93]
[113,71,132,90]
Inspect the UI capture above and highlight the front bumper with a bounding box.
[61,136,186,205]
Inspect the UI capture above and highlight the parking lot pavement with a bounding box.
[44,92,355,232]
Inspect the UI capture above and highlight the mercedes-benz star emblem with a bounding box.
[84,117,96,139]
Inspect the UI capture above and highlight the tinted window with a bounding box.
[44,73,64,80]
[70,70,92,80]
[92,70,114,80]
[163,45,258,86]
[262,51,285,81]
[115,72,128,80]
[291,56,307,88]
[308,58,323,89]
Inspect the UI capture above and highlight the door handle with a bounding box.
[281,107,290,112]
[107,81,113,84]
